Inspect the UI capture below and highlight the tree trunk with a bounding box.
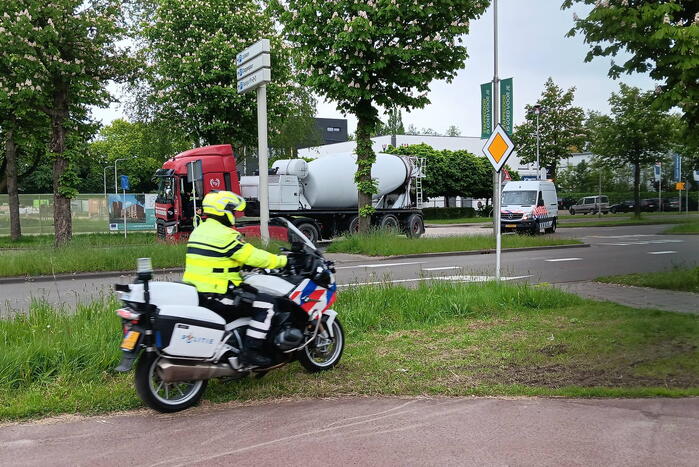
[633,162,641,219]
[354,100,378,234]
[50,85,72,246]
[5,129,21,240]
[444,196,450,208]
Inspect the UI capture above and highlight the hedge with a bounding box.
[560,192,676,204]
[422,207,477,219]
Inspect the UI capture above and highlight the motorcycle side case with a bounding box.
[156,305,226,358]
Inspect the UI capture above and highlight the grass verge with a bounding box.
[0,236,285,277]
[0,232,157,249]
[597,266,699,293]
[558,216,695,228]
[2,282,698,421]
[426,217,490,224]
[326,231,581,256]
[663,222,699,234]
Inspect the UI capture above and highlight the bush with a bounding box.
[423,207,477,219]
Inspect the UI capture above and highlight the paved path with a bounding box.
[556,281,698,314]
[2,397,698,466]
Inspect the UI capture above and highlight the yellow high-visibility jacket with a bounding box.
[183,219,287,294]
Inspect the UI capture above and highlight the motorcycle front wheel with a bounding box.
[135,353,208,413]
[298,317,345,373]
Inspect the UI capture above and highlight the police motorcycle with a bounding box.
[113,218,343,413]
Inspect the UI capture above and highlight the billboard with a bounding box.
[108,194,157,231]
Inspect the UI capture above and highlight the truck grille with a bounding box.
[157,223,166,239]
[502,212,523,220]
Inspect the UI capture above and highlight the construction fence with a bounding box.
[0,193,156,236]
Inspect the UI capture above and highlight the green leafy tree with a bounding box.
[387,143,493,206]
[588,84,671,218]
[562,0,699,141]
[278,0,490,231]
[512,78,587,179]
[135,0,315,149]
[374,106,406,137]
[86,119,192,193]
[0,0,134,245]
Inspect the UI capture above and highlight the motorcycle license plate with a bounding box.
[505,224,516,228]
[120,330,140,351]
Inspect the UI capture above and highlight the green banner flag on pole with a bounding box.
[480,82,492,139]
[500,78,513,135]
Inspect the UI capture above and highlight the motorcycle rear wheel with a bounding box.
[298,318,345,373]
[135,353,208,413]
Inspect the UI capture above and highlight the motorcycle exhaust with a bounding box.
[157,359,240,382]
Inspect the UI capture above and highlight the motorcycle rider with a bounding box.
[183,190,288,367]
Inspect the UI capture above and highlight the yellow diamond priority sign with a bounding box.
[482,124,515,173]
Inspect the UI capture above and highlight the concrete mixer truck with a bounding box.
[154,144,425,243]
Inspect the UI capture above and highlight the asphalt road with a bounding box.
[2,396,698,466]
[1,224,697,315]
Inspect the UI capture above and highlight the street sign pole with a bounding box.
[257,83,270,245]
[237,39,271,245]
[492,0,501,281]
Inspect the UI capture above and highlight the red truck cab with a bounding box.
[154,145,240,241]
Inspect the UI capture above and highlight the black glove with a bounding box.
[285,253,305,273]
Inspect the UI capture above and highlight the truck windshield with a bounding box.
[156,177,175,204]
[502,190,537,206]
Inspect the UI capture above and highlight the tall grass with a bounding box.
[327,231,580,256]
[0,236,286,277]
[664,221,699,234]
[597,266,699,293]
[339,281,583,334]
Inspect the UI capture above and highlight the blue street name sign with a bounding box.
[120,175,129,191]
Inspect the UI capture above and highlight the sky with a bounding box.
[94,0,658,137]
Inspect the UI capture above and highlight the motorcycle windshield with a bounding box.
[272,218,317,251]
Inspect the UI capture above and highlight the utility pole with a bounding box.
[257,83,270,245]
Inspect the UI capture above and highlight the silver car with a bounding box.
[569,195,609,215]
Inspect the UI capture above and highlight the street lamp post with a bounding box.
[103,166,110,217]
[531,104,544,180]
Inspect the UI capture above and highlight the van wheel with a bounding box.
[569,209,575,215]
[530,221,539,235]
[545,220,557,234]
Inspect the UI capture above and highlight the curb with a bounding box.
[0,267,184,285]
[377,242,590,260]
[425,222,490,228]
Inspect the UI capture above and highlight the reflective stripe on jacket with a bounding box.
[183,219,287,294]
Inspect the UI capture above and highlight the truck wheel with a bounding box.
[405,214,424,238]
[379,214,400,232]
[295,222,319,244]
[347,216,360,235]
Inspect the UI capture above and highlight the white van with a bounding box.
[500,180,559,234]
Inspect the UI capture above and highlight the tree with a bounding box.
[562,0,699,141]
[278,0,490,232]
[135,0,315,149]
[87,119,192,193]
[374,106,405,137]
[512,78,587,179]
[1,0,134,245]
[587,84,671,218]
[446,125,461,136]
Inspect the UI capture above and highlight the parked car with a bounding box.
[569,195,609,215]
[609,200,636,213]
[640,198,666,212]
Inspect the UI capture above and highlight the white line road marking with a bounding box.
[335,261,424,270]
[648,251,677,255]
[599,239,684,246]
[338,274,532,287]
[422,266,461,271]
[545,258,583,262]
[587,234,657,238]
